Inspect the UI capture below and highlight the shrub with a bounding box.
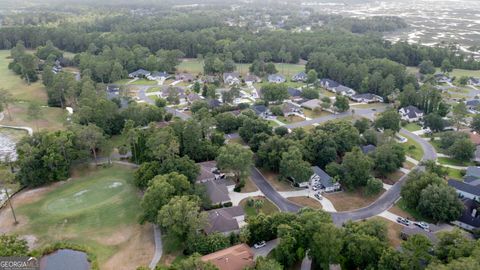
[364,178,383,196]
[234,179,246,192]
[164,113,173,122]
[223,202,233,207]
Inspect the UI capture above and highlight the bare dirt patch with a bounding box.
[239,177,259,193]
[323,189,385,212]
[287,196,322,209]
[102,224,154,270]
[259,169,298,192]
[370,217,403,248]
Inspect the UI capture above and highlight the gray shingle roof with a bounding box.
[311,166,333,188]
[203,181,230,205]
[205,206,244,234]
[448,179,480,196]
[466,166,480,179]
[457,198,480,228]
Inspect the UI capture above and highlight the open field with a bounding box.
[0,50,47,103]
[177,58,305,78]
[240,196,279,217]
[287,196,322,209]
[323,189,385,212]
[0,165,153,270]
[1,102,66,131]
[407,66,480,78]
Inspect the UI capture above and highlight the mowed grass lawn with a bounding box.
[15,165,148,266]
[177,58,305,77]
[240,196,279,217]
[0,50,48,103]
[401,134,424,161]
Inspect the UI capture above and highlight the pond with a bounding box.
[40,249,90,270]
[0,127,27,161]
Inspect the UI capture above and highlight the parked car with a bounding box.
[314,193,323,200]
[414,222,430,231]
[396,217,411,226]
[312,186,318,191]
[254,241,266,249]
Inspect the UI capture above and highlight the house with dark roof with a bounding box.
[128,69,151,78]
[287,87,303,100]
[319,78,356,97]
[208,99,222,108]
[300,99,321,110]
[448,179,480,201]
[201,244,254,270]
[434,73,452,83]
[319,78,340,90]
[399,105,424,122]
[223,72,241,86]
[187,92,202,103]
[466,166,480,179]
[244,74,261,84]
[267,74,286,83]
[196,161,220,183]
[452,198,480,231]
[351,93,384,103]
[361,144,377,155]
[291,71,308,82]
[468,78,480,86]
[466,99,480,113]
[252,104,270,118]
[147,71,169,81]
[205,206,245,235]
[175,73,195,82]
[282,102,303,117]
[310,166,341,192]
[202,181,231,206]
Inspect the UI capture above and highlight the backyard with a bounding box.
[0,165,153,270]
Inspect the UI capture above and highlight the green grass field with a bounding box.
[177,58,305,78]
[0,50,48,103]
[15,165,142,263]
[446,168,464,179]
[407,66,480,78]
[403,123,422,132]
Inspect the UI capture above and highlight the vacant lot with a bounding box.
[0,50,48,103]
[260,169,298,192]
[0,165,153,270]
[1,102,66,131]
[287,196,322,209]
[323,189,385,212]
[370,217,403,248]
[240,196,279,217]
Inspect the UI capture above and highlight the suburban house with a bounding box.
[287,87,303,101]
[147,71,169,81]
[291,71,307,82]
[310,166,341,192]
[361,144,377,155]
[319,78,356,97]
[204,206,245,235]
[268,74,286,83]
[223,72,241,85]
[202,180,232,206]
[448,179,480,201]
[351,93,384,103]
[187,92,202,103]
[282,101,303,117]
[175,73,195,82]
[208,99,222,108]
[469,78,480,86]
[466,99,480,113]
[196,161,223,183]
[244,74,261,84]
[106,85,129,108]
[201,75,217,84]
[128,69,151,78]
[466,166,480,179]
[399,105,424,122]
[300,99,321,110]
[434,73,452,83]
[201,244,255,270]
[252,104,270,118]
[451,198,480,231]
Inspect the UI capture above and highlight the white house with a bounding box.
[128,69,151,78]
[310,166,341,192]
[351,93,384,103]
[223,72,241,85]
[268,74,286,84]
[399,105,424,122]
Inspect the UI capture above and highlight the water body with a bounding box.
[0,128,27,161]
[40,249,90,270]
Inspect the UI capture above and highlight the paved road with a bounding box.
[149,225,163,269]
[251,239,278,258]
[250,168,301,212]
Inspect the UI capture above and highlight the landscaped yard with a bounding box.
[403,123,422,132]
[287,196,322,209]
[0,165,153,270]
[323,189,385,212]
[277,115,305,124]
[239,196,279,217]
[401,134,424,161]
[446,168,464,179]
[437,157,474,167]
[0,50,48,103]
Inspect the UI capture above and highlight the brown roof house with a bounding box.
[201,244,255,270]
[204,206,245,235]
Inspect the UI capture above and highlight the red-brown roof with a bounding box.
[201,244,254,270]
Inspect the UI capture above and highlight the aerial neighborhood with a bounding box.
[3,1,480,270]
